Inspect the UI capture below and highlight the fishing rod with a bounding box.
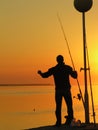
[86,43,96,125]
[57,13,85,108]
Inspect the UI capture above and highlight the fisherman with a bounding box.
[38,55,77,126]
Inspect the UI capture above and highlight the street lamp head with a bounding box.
[74,0,93,12]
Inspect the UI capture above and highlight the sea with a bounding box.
[0,85,98,130]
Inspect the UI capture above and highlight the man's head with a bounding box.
[56,55,64,63]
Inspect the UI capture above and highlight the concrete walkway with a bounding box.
[25,123,98,130]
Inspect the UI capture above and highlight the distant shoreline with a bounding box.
[0,84,53,86]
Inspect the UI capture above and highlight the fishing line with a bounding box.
[57,13,85,108]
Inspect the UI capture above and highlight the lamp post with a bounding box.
[74,0,93,124]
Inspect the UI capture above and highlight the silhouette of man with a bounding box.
[38,55,77,126]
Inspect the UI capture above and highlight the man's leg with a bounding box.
[64,90,73,125]
[55,90,62,126]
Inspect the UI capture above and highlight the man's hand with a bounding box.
[74,71,78,78]
[38,70,42,74]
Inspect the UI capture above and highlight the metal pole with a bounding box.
[82,12,89,123]
[86,44,96,125]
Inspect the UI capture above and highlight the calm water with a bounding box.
[0,85,98,130]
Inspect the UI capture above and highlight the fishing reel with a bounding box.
[73,93,81,101]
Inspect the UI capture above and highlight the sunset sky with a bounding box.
[0,0,98,85]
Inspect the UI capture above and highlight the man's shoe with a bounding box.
[65,118,73,126]
[54,122,61,127]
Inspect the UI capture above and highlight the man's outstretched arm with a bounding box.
[38,70,52,78]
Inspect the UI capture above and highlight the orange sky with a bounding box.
[0,0,98,85]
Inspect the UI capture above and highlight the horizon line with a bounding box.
[0,83,53,86]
